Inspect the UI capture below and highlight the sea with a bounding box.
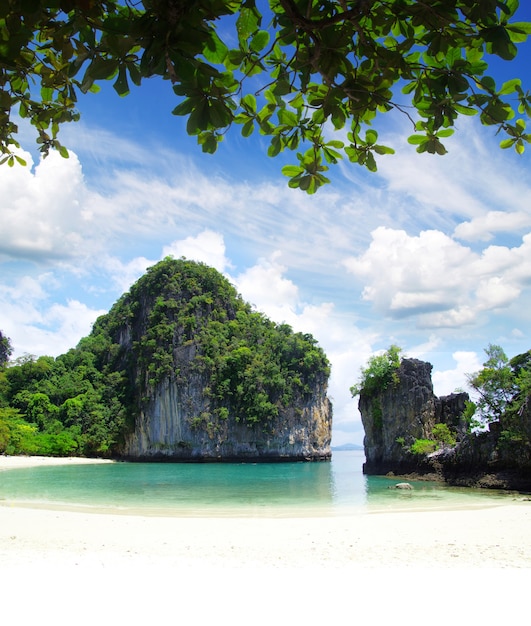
[0,450,519,517]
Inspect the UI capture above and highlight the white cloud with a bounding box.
[98,255,155,294]
[343,226,531,328]
[163,230,231,273]
[234,252,298,317]
[374,118,531,225]
[432,351,482,397]
[0,150,87,261]
[0,275,105,358]
[454,210,531,242]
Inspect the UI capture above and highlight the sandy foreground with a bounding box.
[1,456,530,623]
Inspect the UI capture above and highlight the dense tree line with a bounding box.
[0,258,330,456]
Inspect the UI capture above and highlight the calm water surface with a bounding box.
[0,451,517,517]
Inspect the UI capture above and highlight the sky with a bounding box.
[2,5,531,447]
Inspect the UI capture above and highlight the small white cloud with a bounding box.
[0,275,105,358]
[163,230,231,273]
[432,351,482,397]
[234,252,298,317]
[454,210,531,242]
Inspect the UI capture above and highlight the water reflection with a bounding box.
[0,450,514,516]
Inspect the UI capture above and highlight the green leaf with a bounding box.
[436,129,454,138]
[242,120,254,137]
[268,135,282,157]
[187,100,210,134]
[515,140,525,155]
[499,138,515,149]
[241,93,256,113]
[277,108,298,126]
[113,65,130,96]
[203,32,229,64]
[365,152,377,172]
[373,145,395,155]
[172,97,199,116]
[250,30,270,53]
[281,164,304,177]
[365,129,378,144]
[237,6,260,42]
[407,134,427,145]
[87,58,119,81]
[199,132,219,154]
[499,78,522,95]
[208,100,232,128]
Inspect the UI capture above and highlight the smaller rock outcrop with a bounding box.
[360,357,531,490]
[360,358,468,475]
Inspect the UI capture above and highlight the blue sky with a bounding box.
[2,4,531,446]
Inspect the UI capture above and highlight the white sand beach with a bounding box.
[1,455,529,624]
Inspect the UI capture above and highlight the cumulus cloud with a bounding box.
[163,230,231,273]
[454,210,531,242]
[0,150,88,261]
[432,351,482,397]
[0,275,105,358]
[234,252,299,317]
[343,226,531,328]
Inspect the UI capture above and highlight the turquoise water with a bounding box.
[0,451,517,517]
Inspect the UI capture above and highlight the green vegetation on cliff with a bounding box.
[467,344,531,448]
[0,258,330,457]
[350,345,402,398]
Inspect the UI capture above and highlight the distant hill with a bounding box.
[332,443,364,451]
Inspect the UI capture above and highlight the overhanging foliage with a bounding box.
[1,1,531,191]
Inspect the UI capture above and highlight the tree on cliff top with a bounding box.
[467,343,531,425]
[350,344,402,397]
[2,1,531,192]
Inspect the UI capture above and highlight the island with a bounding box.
[358,353,531,491]
[0,258,332,462]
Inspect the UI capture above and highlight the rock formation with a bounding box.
[96,258,332,461]
[359,357,531,490]
[359,358,468,475]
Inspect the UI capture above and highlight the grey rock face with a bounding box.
[359,357,531,490]
[359,358,468,474]
[120,369,332,461]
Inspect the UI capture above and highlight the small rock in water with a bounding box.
[390,482,413,490]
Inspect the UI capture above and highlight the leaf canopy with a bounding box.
[1,0,530,191]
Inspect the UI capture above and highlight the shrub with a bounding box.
[410,439,437,455]
[350,345,402,398]
[432,423,456,446]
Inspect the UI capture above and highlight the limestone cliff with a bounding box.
[359,358,468,475]
[95,258,332,461]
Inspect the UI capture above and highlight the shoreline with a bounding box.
[0,454,530,569]
[0,454,114,471]
[1,455,529,623]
